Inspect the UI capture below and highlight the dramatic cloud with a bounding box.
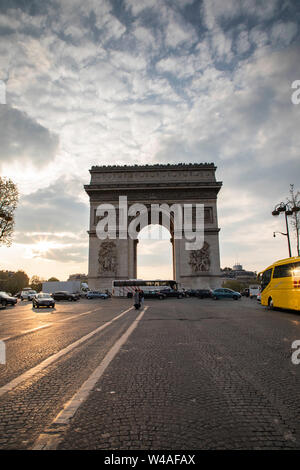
[15,177,89,234]
[0,105,59,168]
[0,0,300,278]
[29,243,88,264]
[5,177,89,271]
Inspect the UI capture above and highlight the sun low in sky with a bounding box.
[0,0,300,280]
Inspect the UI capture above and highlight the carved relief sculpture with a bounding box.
[189,241,211,272]
[98,240,118,273]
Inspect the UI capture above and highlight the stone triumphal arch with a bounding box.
[85,163,222,290]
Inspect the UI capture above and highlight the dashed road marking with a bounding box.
[32,306,148,450]
[54,308,101,323]
[0,307,102,341]
[0,306,133,399]
[0,307,100,325]
[0,324,52,342]
[1,315,40,324]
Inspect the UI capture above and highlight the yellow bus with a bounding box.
[259,256,300,311]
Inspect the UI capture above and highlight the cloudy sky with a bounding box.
[0,0,300,281]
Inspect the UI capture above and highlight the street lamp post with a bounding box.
[272,202,299,257]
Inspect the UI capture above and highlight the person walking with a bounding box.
[139,289,144,307]
[133,289,140,310]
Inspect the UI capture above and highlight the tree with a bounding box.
[287,184,300,256]
[47,277,59,282]
[222,280,248,292]
[0,177,19,246]
[0,270,29,295]
[30,275,44,292]
[12,270,30,293]
[0,270,14,293]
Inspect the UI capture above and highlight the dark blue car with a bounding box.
[86,291,109,299]
[0,291,17,307]
[212,288,241,300]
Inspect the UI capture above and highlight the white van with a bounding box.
[249,285,260,299]
[20,289,37,301]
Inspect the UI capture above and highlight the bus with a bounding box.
[112,279,178,297]
[258,256,300,311]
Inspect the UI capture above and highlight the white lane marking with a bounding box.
[54,308,101,323]
[0,306,133,399]
[33,306,148,450]
[0,307,100,326]
[1,315,40,324]
[0,308,101,342]
[0,307,33,315]
[0,324,52,342]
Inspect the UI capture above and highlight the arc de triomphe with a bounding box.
[84,163,222,291]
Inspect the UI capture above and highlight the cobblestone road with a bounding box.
[0,297,300,449]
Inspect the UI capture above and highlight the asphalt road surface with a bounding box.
[0,296,300,450]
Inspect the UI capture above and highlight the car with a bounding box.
[0,291,18,307]
[212,288,241,300]
[144,291,166,300]
[20,289,37,301]
[33,293,55,309]
[159,288,185,299]
[51,291,79,301]
[184,289,198,297]
[257,293,261,303]
[195,289,213,299]
[86,291,109,299]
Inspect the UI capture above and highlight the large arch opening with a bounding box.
[137,224,173,280]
